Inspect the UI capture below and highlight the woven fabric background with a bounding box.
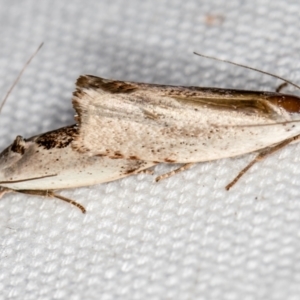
[1,1,300,299]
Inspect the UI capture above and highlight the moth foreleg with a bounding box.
[16,189,86,213]
[155,163,195,182]
[276,82,289,93]
[226,134,300,190]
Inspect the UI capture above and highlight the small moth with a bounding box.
[1,50,300,213]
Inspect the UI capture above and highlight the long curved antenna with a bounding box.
[193,51,300,91]
[0,42,44,114]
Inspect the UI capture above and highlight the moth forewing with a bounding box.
[72,75,300,164]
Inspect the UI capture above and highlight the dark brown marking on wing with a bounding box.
[164,158,176,163]
[36,125,78,150]
[76,75,138,94]
[106,151,124,159]
[114,151,123,158]
[123,161,149,175]
[11,136,26,155]
[124,168,138,175]
[129,155,140,160]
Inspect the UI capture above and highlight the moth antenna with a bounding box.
[0,173,56,184]
[193,51,300,91]
[0,42,44,114]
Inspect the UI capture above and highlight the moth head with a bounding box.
[0,135,29,170]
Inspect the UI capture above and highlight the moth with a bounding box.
[1,50,300,213]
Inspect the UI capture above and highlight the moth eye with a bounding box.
[11,135,26,155]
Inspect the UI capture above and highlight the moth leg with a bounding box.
[276,82,288,93]
[16,189,86,213]
[226,134,300,190]
[155,163,195,182]
[0,187,13,198]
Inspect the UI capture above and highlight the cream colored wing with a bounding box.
[72,75,300,163]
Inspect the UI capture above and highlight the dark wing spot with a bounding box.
[124,168,138,175]
[114,151,123,157]
[36,125,78,150]
[129,155,140,160]
[123,161,145,175]
[109,151,124,159]
[164,158,176,163]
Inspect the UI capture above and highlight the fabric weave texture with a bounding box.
[0,1,300,299]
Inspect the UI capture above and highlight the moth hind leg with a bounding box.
[16,189,86,213]
[155,163,195,182]
[226,134,300,190]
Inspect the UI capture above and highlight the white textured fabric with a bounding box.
[1,1,300,299]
